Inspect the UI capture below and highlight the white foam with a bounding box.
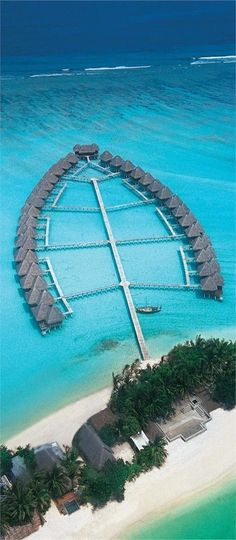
[30,72,74,78]
[191,55,236,65]
[85,65,151,72]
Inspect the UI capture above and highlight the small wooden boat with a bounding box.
[136,306,161,314]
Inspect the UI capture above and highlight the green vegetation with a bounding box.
[0,445,13,476]
[110,337,236,428]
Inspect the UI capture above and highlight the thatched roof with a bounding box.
[16,235,36,249]
[16,259,30,277]
[178,212,196,228]
[28,197,45,209]
[14,248,37,264]
[32,302,50,322]
[200,276,218,292]
[45,306,64,325]
[209,259,220,273]
[120,160,135,174]
[34,442,64,472]
[194,249,210,263]
[17,226,37,238]
[212,272,224,287]
[72,423,115,471]
[43,173,60,183]
[146,180,163,192]
[185,223,203,238]
[130,167,145,180]
[20,205,40,218]
[73,144,81,153]
[28,262,43,277]
[197,261,213,277]
[165,195,181,209]
[39,290,55,306]
[76,144,99,156]
[33,190,48,200]
[191,235,210,251]
[39,181,54,192]
[20,237,37,250]
[156,187,172,201]
[172,204,189,218]
[25,287,42,306]
[110,155,124,168]
[57,160,72,171]
[64,152,79,164]
[20,216,38,228]
[20,275,47,291]
[88,407,117,433]
[100,150,113,163]
[205,246,215,258]
[139,173,156,187]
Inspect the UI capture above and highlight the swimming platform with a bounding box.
[14,144,224,360]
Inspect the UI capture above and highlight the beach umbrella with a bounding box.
[100,150,113,164]
[185,223,203,238]
[139,174,155,187]
[200,276,218,292]
[147,180,163,192]
[120,160,135,174]
[110,155,124,169]
[45,306,64,325]
[165,196,181,209]
[156,187,173,201]
[178,212,196,228]
[130,167,145,181]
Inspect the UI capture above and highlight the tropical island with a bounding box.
[1,337,235,539]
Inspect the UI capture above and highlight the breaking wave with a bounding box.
[85,65,151,72]
[191,55,236,65]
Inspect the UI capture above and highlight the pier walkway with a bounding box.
[36,234,184,252]
[46,199,156,213]
[130,282,200,291]
[92,178,149,361]
[40,257,73,315]
[179,246,191,286]
[156,207,176,237]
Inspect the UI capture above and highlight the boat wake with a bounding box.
[191,55,236,65]
[85,65,151,72]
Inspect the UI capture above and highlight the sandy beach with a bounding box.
[5,382,236,540]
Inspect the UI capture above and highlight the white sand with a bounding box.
[6,392,235,540]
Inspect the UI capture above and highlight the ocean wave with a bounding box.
[29,72,75,78]
[191,55,236,65]
[85,65,151,72]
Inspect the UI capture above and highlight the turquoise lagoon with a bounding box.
[1,53,235,440]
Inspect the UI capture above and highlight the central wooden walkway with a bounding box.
[92,178,149,361]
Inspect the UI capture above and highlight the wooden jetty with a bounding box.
[156,207,176,237]
[92,178,149,361]
[179,246,191,286]
[42,257,73,315]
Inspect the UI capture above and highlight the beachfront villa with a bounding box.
[14,143,224,363]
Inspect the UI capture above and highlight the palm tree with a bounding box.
[61,446,83,489]
[46,465,69,498]
[5,481,35,525]
[30,471,51,524]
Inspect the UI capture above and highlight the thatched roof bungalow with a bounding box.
[200,276,218,292]
[172,204,189,218]
[212,273,224,287]
[17,226,37,238]
[25,287,42,306]
[110,155,124,169]
[27,262,43,277]
[34,442,64,472]
[14,248,37,264]
[32,302,50,322]
[165,195,181,209]
[75,144,99,158]
[64,153,79,164]
[178,212,196,228]
[120,160,135,175]
[43,173,60,183]
[20,205,40,218]
[28,197,45,209]
[185,223,203,238]
[130,167,145,181]
[191,235,211,251]
[210,260,220,273]
[16,259,31,277]
[57,160,72,171]
[39,290,55,306]
[20,216,38,228]
[45,306,64,326]
[16,235,36,249]
[20,274,47,291]
[156,186,172,201]
[198,261,213,277]
[146,180,163,192]
[195,249,211,263]
[139,174,156,187]
[100,150,113,164]
[88,407,117,433]
[72,423,115,471]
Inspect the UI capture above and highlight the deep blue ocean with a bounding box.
[1,50,235,442]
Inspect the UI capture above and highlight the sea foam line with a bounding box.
[30,72,75,78]
[85,65,151,72]
[191,55,236,65]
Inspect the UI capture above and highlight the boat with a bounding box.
[136,306,161,314]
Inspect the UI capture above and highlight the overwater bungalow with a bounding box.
[16,259,31,277]
[178,212,196,228]
[20,205,40,218]
[100,150,113,165]
[16,234,36,249]
[28,197,45,209]
[210,260,220,273]
[156,186,172,201]
[195,249,211,263]
[27,262,43,277]
[14,248,37,264]
[39,290,55,306]
[212,272,224,287]
[110,155,124,169]
[57,160,72,171]
[72,423,115,471]
[17,225,37,238]
[185,223,203,238]
[200,276,218,292]
[20,216,38,229]
[129,167,145,181]
[165,195,181,209]
[64,152,79,164]
[191,235,211,251]
[172,203,189,218]
[20,274,47,291]
[25,287,42,306]
[204,246,215,259]
[146,179,163,192]
[31,190,48,200]
[120,160,135,175]
[39,181,54,192]
[32,302,51,323]
[43,173,60,184]
[74,143,99,158]
[198,261,213,277]
[45,305,64,327]
[139,173,156,187]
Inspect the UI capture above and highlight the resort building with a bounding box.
[72,423,115,471]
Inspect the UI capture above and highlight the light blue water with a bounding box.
[1,53,235,440]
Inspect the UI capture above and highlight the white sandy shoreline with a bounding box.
[5,377,236,540]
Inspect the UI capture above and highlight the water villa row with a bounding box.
[14,143,223,334]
